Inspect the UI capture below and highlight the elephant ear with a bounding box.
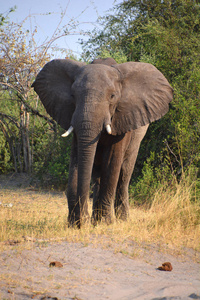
[32,59,85,130]
[111,62,173,135]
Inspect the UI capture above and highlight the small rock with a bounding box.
[158,262,173,271]
[49,261,63,268]
[40,297,59,300]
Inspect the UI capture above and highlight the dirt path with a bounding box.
[0,241,200,300]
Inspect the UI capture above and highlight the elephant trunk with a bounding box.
[69,92,111,226]
[74,133,99,226]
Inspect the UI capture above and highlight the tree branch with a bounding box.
[0,112,20,128]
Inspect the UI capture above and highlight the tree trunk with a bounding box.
[20,104,32,173]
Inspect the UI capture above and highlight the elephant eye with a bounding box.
[111,94,115,99]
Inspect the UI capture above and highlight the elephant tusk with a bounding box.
[61,126,74,137]
[106,124,112,135]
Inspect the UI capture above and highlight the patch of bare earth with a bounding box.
[0,174,199,299]
[0,241,199,300]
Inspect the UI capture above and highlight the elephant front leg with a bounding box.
[91,168,102,225]
[98,147,124,224]
[66,136,79,226]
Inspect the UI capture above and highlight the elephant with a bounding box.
[32,57,173,227]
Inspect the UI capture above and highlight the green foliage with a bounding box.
[139,49,156,65]
[130,151,172,205]
[0,131,12,173]
[34,128,72,190]
[130,153,200,206]
[93,49,127,64]
[44,135,71,189]
[82,0,200,203]
[0,8,78,183]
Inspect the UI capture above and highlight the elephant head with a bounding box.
[32,58,173,226]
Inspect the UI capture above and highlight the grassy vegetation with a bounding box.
[0,173,199,256]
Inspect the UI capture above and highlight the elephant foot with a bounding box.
[115,204,129,221]
[91,209,114,226]
[102,215,113,225]
[68,214,81,229]
[91,217,97,227]
[117,213,128,221]
[68,212,90,229]
[102,210,114,225]
[91,209,102,226]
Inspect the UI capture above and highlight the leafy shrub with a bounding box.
[34,128,72,190]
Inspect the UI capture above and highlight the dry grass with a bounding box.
[0,174,199,255]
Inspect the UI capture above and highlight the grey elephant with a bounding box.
[32,57,173,227]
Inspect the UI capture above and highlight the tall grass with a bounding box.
[0,172,199,254]
[131,174,200,250]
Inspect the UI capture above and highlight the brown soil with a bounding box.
[0,240,200,300]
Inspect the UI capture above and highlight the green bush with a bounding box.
[0,132,13,173]
[34,128,72,190]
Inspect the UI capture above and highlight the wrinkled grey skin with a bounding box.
[32,58,173,227]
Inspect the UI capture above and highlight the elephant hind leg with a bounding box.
[115,145,138,220]
[91,166,102,225]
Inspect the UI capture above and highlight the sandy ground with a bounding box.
[0,174,200,299]
[0,240,200,300]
